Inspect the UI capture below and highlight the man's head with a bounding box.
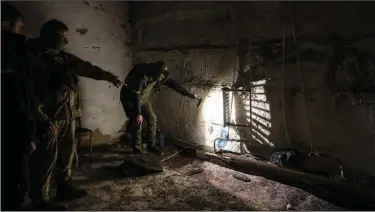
[40,19,69,51]
[1,2,25,35]
[146,60,168,80]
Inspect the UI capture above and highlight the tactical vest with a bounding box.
[140,73,166,103]
[122,65,167,104]
[39,52,82,120]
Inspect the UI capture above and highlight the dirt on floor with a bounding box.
[53,149,344,211]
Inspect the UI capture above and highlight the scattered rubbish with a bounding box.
[191,160,202,169]
[245,154,267,161]
[119,153,163,177]
[119,161,155,177]
[131,153,163,172]
[185,168,204,176]
[287,203,296,211]
[161,150,182,162]
[232,173,251,182]
[106,144,134,154]
[269,149,300,168]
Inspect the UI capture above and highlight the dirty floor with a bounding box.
[45,149,346,211]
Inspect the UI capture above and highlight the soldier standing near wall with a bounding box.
[120,61,199,154]
[27,19,123,207]
[1,3,38,210]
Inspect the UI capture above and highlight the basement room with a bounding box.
[1,1,375,211]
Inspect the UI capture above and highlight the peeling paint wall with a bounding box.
[132,2,375,179]
[9,1,133,142]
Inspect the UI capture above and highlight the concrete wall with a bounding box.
[131,2,375,179]
[9,1,133,144]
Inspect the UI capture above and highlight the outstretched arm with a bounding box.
[163,78,196,99]
[67,53,122,87]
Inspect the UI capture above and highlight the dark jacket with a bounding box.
[26,38,119,121]
[121,63,194,115]
[1,30,37,144]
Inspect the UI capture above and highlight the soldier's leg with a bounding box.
[132,115,146,153]
[122,103,136,148]
[123,102,146,153]
[28,127,67,211]
[29,132,58,205]
[141,102,162,154]
[119,97,133,146]
[54,119,87,200]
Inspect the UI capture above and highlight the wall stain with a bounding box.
[91,129,111,145]
[84,1,105,12]
[92,4,105,12]
[99,4,105,12]
[76,28,88,35]
[110,32,120,40]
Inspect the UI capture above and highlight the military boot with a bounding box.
[134,143,148,154]
[147,145,164,156]
[56,183,88,201]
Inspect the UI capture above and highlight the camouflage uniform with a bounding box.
[27,40,119,202]
[120,63,195,152]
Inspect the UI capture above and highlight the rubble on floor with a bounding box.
[58,151,344,211]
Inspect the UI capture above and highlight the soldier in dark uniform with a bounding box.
[1,3,36,210]
[27,19,123,206]
[120,61,199,154]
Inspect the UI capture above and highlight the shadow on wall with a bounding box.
[243,80,274,147]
